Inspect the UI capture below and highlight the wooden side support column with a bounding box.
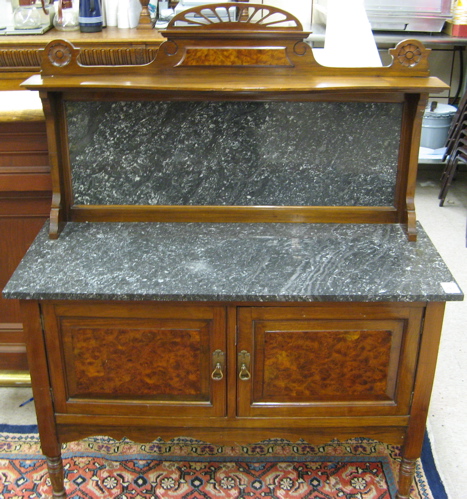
[20,300,65,497]
[396,301,446,498]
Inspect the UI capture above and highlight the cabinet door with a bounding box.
[42,302,226,418]
[237,305,424,418]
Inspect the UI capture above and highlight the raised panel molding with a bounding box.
[0,47,158,72]
[0,49,42,70]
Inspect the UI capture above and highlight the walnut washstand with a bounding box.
[3,4,463,498]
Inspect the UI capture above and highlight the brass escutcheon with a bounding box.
[211,349,225,380]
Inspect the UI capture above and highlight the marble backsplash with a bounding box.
[67,100,403,207]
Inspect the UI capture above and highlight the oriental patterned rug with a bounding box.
[0,425,445,499]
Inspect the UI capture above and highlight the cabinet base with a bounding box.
[41,426,416,499]
[55,423,407,448]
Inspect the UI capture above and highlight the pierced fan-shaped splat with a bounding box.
[167,2,303,30]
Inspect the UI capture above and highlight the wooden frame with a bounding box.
[21,2,447,241]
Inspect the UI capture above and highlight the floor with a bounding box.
[415,167,467,499]
[0,167,466,498]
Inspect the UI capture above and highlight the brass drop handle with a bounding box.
[238,350,251,381]
[239,363,251,381]
[211,350,225,381]
[211,362,223,380]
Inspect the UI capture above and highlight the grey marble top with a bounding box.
[3,222,463,303]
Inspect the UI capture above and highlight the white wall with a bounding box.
[261,0,313,30]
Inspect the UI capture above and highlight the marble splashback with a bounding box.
[67,101,403,207]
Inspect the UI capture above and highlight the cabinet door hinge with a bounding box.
[409,391,415,408]
[49,387,55,405]
[235,325,238,345]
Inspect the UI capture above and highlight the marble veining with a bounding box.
[3,222,462,303]
[67,101,402,207]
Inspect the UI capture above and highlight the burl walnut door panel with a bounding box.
[42,302,226,417]
[237,305,424,418]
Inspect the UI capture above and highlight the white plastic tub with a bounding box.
[420,103,457,149]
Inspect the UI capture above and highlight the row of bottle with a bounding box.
[5,0,141,31]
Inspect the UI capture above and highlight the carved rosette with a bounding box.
[48,42,73,68]
[387,39,430,73]
[396,43,422,68]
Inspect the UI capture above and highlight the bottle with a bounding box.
[79,0,102,31]
[53,0,79,30]
[13,0,44,29]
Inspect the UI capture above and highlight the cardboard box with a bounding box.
[443,21,467,37]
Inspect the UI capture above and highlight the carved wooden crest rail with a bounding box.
[41,3,431,76]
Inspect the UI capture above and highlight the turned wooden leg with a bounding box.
[396,457,417,499]
[46,456,67,498]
